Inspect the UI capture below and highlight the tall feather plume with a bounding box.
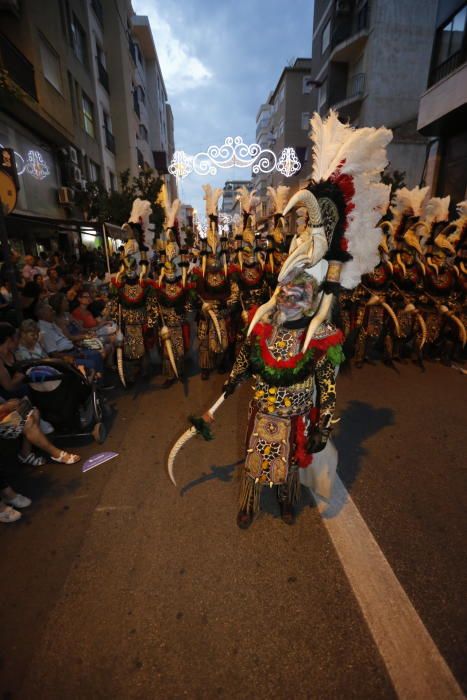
[266,186,278,212]
[164,198,180,229]
[422,196,451,226]
[309,111,392,289]
[340,175,391,289]
[202,184,223,217]
[275,185,290,214]
[311,111,349,183]
[407,186,430,217]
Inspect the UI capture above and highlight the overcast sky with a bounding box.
[132,0,314,217]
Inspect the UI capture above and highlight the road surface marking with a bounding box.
[313,475,464,700]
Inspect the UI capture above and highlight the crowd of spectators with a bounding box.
[0,244,116,524]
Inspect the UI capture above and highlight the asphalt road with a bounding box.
[0,359,465,699]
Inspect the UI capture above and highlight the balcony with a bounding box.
[429,50,466,87]
[0,33,37,100]
[97,60,109,92]
[330,2,369,63]
[129,39,137,65]
[329,73,366,121]
[133,90,140,118]
[104,126,115,153]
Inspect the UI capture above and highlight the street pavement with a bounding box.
[0,359,465,699]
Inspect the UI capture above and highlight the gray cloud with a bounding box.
[133,0,314,214]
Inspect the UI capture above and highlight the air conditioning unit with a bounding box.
[69,146,78,164]
[58,187,74,205]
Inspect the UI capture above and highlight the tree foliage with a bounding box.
[75,169,165,240]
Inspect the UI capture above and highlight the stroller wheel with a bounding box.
[92,422,107,444]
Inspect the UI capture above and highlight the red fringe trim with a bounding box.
[252,323,343,368]
[294,415,312,468]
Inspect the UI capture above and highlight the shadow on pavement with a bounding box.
[180,459,243,496]
[333,398,395,498]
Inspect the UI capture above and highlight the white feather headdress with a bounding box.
[267,185,290,215]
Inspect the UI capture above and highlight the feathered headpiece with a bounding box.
[419,196,453,257]
[248,110,392,350]
[202,184,223,254]
[387,186,430,256]
[164,198,180,241]
[267,185,290,246]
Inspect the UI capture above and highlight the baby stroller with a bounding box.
[19,359,109,444]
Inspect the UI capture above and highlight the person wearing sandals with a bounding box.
[0,461,32,523]
[0,397,81,467]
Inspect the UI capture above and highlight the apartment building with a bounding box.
[0,0,176,254]
[310,0,438,185]
[417,0,467,203]
[220,180,253,220]
[253,58,313,217]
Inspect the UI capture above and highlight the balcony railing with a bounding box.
[133,90,140,118]
[0,33,37,100]
[129,39,137,64]
[348,72,365,99]
[104,126,115,153]
[429,50,466,87]
[97,60,109,92]
[91,0,104,27]
[331,1,369,49]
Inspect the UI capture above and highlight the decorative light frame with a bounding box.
[169,136,301,180]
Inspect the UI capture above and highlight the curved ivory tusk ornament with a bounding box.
[444,312,466,346]
[116,347,126,388]
[182,267,187,288]
[208,309,222,346]
[160,325,179,378]
[301,292,334,352]
[282,189,322,224]
[202,255,207,278]
[247,288,279,336]
[415,313,427,349]
[168,393,227,486]
[381,302,401,337]
[396,253,406,277]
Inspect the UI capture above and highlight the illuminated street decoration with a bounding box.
[169,136,301,180]
[25,150,50,180]
[277,147,302,177]
[0,144,51,179]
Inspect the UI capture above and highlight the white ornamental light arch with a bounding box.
[169,136,302,180]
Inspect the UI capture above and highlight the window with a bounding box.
[39,34,62,92]
[301,112,311,130]
[302,75,312,94]
[109,170,116,191]
[70,13,87,65]
[81,92,95,137]
[278,84,285,103]
[318,80,327,110]
[67,71,75,116]
[139,123,148,141]
[138,85,146,105]
[430,6,467,85]
[321,19,331,54]
[89,160,100,182]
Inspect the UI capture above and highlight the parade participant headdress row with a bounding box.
[201,184,223,276]
[249,110,392,351]
[159,198,180,284]
[420,196,452,270]
[447,200,467,274]
[266,185,290,270]
[236,186,260,270]
[385,186,430,274]
[119,198,153,282]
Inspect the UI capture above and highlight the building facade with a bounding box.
[0,0,176,255]
[417,0,467,203]
[253,58,313,217]
[310,0,438,186]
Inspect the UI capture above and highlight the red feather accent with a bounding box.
[330,164,355,231]
[252,324,343,368]
[294,416,312,468]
